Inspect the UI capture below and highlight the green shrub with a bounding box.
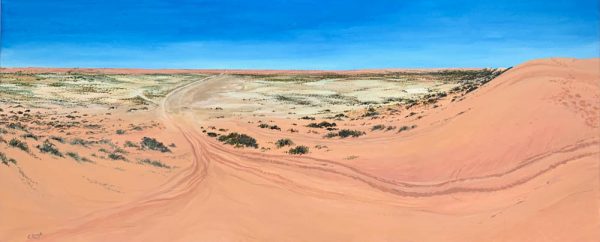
[7,122,26,131]
[218,132,258,148]
[325,129,365,138]
[289,145,309,155]
[108,153,125,160]
[37,140,62,157]
[49,136,65,143]
[398,125,417,133]
[66,152,81,161]
[21,133,38,140]
[113,147,128,154]
[140,158,170,169]
[306,121,336,128]
[206,132,218,137]
[116,129,126,135]
[9,138,29,152]
[258,123,281,130]
[140,137,171,153]
[0,152,17,166]
[70,138,91,146]
[371,124,386,131]
[275,138,294,148]
[124,141,139,148]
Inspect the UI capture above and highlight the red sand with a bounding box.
[1,58,598,241]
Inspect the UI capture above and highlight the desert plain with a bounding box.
[0,58,599,241]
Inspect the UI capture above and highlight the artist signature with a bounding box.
[27,232,42,240]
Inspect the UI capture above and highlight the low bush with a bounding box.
[306,121,336,128]
[371,124,386,131]
[140,158,170,169]
[140,137,171,153]
[289,145,309,155]
[21,133,38,140]
[7,122,27,131]
[49,136,65,143]
[275,138,294,148]
[0,152,17,166]
[108,153,125,160]
[66,152,81,161]
[338,129,365,138]
[206,132,218,137]
[116,129,126,135]
[325,129,365,138]
[398,125,417,133]
[258,124,281,130]
[9,138,29,152]
[70,138,92,147]
[124,141,139,148]
[218,132,258,148]
[37,140,63,157]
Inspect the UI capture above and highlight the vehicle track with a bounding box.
[36,73,599,241]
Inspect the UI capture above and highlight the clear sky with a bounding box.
[1,0,598,69]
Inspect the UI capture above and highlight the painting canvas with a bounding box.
[1,1,599,241]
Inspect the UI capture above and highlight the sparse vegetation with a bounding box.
[21,133,38,140]
[124,141,139,148]
[275,138,294,148]
[218,132,259,148]
[108,152,126,160]
[70,138,92,147]
[324,129,366,138]
[9,138,29,152]
[140,137,171,153]
[116,129,126,135]
[362,107,379,117]
[50,136,65,143]
[0,152,17,166]
[7,122,27,131]
[140,158,170,169]
[66,151,90,162]
[306,121,336,129]
[258,123,281,130]
[37,140,63,157]
[371,124,386,131]
[288,145,309,155]
[398,125,417,132]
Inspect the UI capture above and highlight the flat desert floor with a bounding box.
[1,58,599,241]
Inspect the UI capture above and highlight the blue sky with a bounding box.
[1,0,598,69]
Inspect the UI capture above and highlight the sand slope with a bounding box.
[1,58,599,241]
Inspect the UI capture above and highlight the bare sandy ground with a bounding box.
[1,58,599,241]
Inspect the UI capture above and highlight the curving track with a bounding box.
[35,59,600,241]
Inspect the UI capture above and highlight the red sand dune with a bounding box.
[1,58,599,241]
